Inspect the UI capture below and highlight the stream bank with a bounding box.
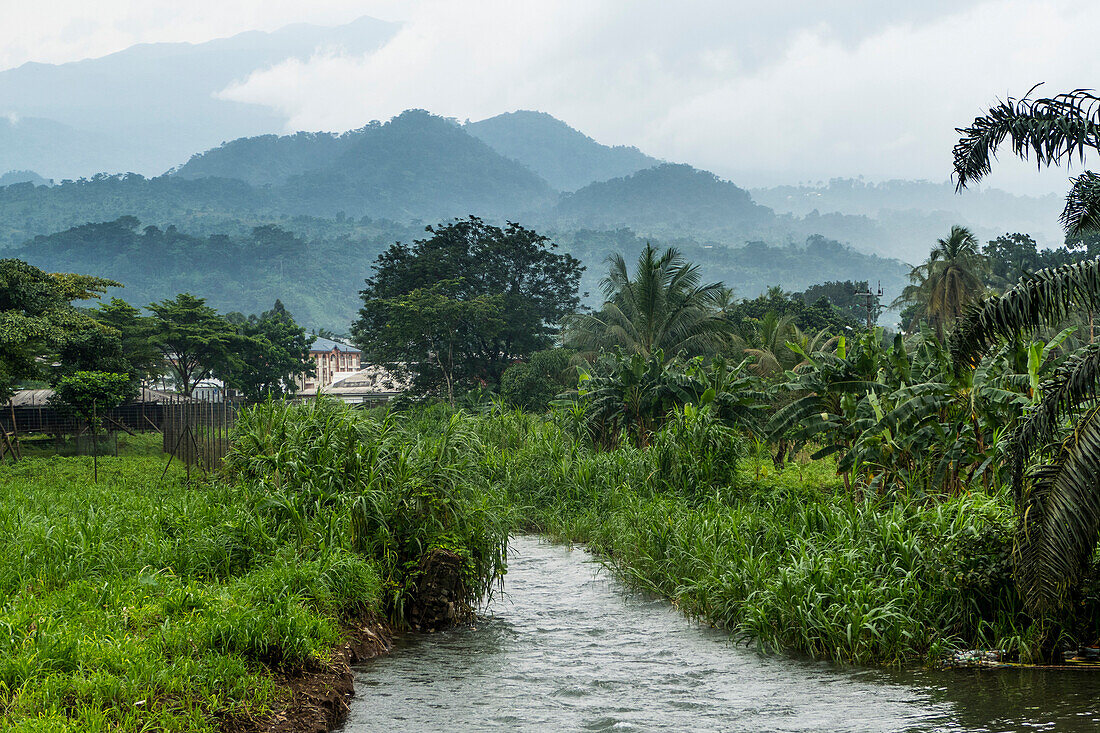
[223,615,393,733]
[338,536,1100,732]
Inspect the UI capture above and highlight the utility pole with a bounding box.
[853,281,884,330]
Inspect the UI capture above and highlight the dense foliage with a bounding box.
[0,258,118,401]
[564,244,729,360]
[353,217,583,398]
[0,399,511,730]
[49,370,136,427]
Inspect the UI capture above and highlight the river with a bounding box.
[340,536,1100,732]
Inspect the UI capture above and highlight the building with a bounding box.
[297,336,363,393]
[297,365,407,405]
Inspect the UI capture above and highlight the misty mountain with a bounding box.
[753,178,1067,261]
[551,164,776,236]
[0,15,398,180]
[465,111,660,191]
[0,112,559,244]
[0,169,51,187]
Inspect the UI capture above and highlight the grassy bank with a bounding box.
[0,397,1074,728]
[466,406,1044,665]
[0,400,509,731]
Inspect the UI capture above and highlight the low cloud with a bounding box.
[218,0,1100,194]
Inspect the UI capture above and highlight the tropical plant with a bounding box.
[954,86,1100,237]
[893,226,987,334]
[499,348,576,412]
[564,244,729,361]
[769,325,1044,496]
[572,349,764,448]
[952,88,1100,626]
[734,311,798,377]
[948,260,1100,622]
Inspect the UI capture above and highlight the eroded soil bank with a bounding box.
[221,615,393,733]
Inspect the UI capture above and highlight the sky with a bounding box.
[3,0,1098,194]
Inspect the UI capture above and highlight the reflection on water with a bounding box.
[340,536,1100,732]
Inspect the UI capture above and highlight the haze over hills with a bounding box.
[0,15,1078,330]
[753,178,1067,259]
[0,15,399,179]
[174,110,556,219]
[465,111,660,192]
[0,14,1073,265]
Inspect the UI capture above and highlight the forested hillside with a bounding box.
[16,215,908,332]
[0,15,398,179]
[465,110,659,191]
[549,164,776,238]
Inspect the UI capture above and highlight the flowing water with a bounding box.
[340,536,1100,732]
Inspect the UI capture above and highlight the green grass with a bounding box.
[12,430,164,459]
[0,399,1060,728]
[465,406,1039,665]
[0,400,510,731]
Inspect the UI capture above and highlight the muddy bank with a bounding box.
[220,547,476,733]
[221,614,393,733]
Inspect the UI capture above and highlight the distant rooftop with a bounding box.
[309,336,362,354]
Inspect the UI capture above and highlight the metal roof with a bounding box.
[309,336,362,354]
[5,387,178,407]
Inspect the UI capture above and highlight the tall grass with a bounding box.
[224,399,511,618]
[0,398,511,730]
[456,405,1041,665]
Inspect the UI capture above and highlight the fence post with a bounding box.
[92,399,98,484]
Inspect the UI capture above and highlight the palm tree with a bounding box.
[894,225,987,335]
[952,261,1100,620]
[952,87,1100,631]
[954,86,1100,238]
[734,310,798,377]
[564,244,729,361]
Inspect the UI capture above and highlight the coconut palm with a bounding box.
[894,225,987,335]
[734,311,798,377]
[564,244,730,361]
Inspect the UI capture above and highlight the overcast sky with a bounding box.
[4,0,1099,194]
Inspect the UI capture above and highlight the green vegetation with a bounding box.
[0,399,508,730]
[353,217,583,399]
[458,407,1031,665]
[49,370,135,426]
[894,225,987,334]
[0,259,119,402]
[564,243,729,360]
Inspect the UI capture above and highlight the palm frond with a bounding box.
[1061,170,1100,237]
[951,259,1100,369]
[1007,342,1100,486]
[1015,406,1100,615]
[954,86,1100,189]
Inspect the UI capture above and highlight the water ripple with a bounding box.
[340,537,1100,732]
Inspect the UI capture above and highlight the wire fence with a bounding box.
[161,395,241,473]
[1,390,243,472]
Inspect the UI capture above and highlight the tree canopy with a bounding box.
[353,217,582,396]
[147,293,239,397]
[0,258,119,402]
[894,225,987,334]
[564,244,729,361]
